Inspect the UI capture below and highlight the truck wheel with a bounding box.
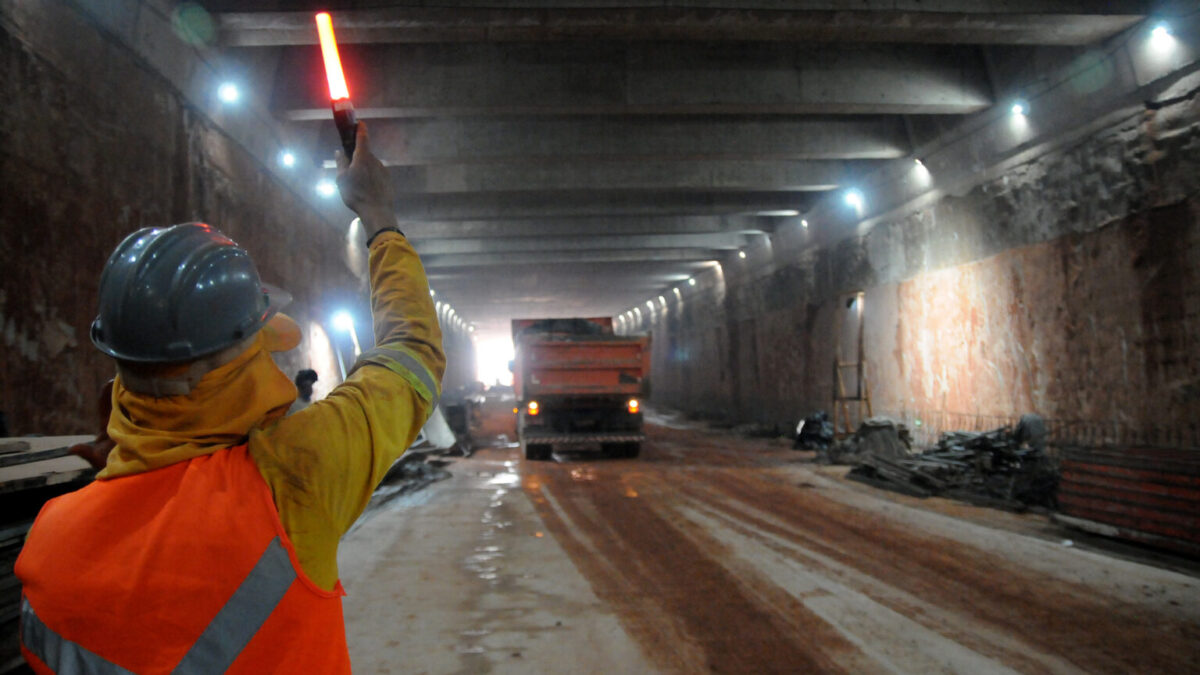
[525,443,552,461]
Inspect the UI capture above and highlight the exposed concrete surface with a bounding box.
[337,418,1199,674]
[647,87,1200,437]
[0,0,476,435]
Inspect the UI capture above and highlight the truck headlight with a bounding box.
[627,398,640,414]
[527,400,540,416]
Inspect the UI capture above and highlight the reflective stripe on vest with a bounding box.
[22,537,296,674]
[21,598,133,674]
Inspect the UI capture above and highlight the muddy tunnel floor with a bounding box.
[337,417,1200,674]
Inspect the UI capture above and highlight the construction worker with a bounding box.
[289,368,320,414]
[15,123,443,673]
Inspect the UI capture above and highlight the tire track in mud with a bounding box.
[522,464,863,674]
[684,467,1200,674]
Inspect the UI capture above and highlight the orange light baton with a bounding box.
[315,12,357,159]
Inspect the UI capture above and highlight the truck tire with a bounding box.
[622,442,641,459]
[525,443,552,461]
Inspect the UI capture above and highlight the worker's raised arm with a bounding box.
[337,122,444,383]
[249,123,445,590]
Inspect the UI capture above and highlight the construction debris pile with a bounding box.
[846,425,1058,511]
[813,417,912,463]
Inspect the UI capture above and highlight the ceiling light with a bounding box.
[755,210,800,217]
[801,219,809,228]
[914,158,924,167]
[332,311,354,332]
[844,189,864,211]
[1150,22,1175,52]
[217,83,240,103]
[1011,101,1027,117]
[279,151,296,168]
[315,180,336,198]
[738,251,747,259]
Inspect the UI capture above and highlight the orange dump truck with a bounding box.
[512,318,650,460]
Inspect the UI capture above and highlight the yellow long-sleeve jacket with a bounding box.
[98,231,444,590]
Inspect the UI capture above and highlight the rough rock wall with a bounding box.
[649,88,1200,443]
[0,2,468,434]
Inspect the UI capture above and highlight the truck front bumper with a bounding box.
[522,431,645,445]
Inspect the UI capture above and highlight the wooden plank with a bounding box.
[0,441,31,456]
[0,436,95,495]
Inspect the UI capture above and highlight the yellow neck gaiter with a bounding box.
[100,334,297,479]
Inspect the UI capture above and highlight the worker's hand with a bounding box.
[336,122,395,226]
[68,379,115,470]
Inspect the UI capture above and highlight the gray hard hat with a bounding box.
[90,223,290,363]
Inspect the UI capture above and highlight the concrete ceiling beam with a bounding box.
[320,116,912,164]
[413,232,750,256]
[389,159,863,193]
[421,248,724,268]
[274,42,993,117]
[219,6,1145,47]
[394,190,816,220]
[401,215,766,239]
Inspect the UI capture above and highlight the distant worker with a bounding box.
[289,368,320,414]
[16,123,443,674]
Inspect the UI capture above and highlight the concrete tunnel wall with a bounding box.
[0,0,474,435]
[639,83,1200,445]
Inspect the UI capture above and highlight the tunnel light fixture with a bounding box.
[468,325,475,333]
[688,278,696,286]
[332,311,354,332]
[1150,22,1175,52]
[844,189,864,213]
[801,219,809,228]
[738,250,747,259]
[429,289,435,297]
[646,301,654,309]
[1010,101,1027,117]
[315,179,337,198]
[914,158,924,167]
[278,151,296,168]
[755,209,800,217]
[217,82,240,104]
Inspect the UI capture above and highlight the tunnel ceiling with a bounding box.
[208,1,1155,340]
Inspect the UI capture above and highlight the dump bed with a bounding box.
[512,318,650,400]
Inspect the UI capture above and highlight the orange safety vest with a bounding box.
[15,444,351,674]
